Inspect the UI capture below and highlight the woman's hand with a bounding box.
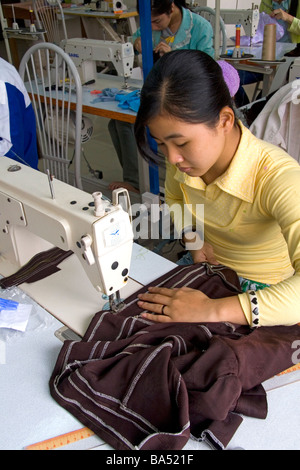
[271,9,294,24]
[190,241,220,265]
[137,286,247,325]
[137,286,215,323]
[134,37,142,53]
[181,230,219,265]
[153,41,172,56]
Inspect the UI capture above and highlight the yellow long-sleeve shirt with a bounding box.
[290,17,300,37]
[165,122,300,326]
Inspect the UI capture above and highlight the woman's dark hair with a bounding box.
[136,0,187,16]
[134,49,235,165]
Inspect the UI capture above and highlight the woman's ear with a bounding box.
[218,106,235,133]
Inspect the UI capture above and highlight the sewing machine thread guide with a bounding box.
[46,169,55,199]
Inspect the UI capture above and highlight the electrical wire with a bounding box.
[0,136,34,168]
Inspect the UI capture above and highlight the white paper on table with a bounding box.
[0,304,32,331]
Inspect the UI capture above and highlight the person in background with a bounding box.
[271,1,300,55]
[134,49,300,328]
[0,57,38,169]
[133,0,214,59]
[108,0,214,194]
[235,0,299,108]
[261,0,298,42]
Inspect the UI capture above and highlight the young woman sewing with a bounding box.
[133,0,214,59]
[271,1,300,56]
[134,49,300,328]
[264,0,300,46]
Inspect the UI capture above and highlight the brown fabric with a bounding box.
[49,263,300,450]
[0,247,73,288]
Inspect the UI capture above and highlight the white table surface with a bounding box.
[62,6,137,18]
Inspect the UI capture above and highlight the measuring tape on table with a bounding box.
[25,427,94,450]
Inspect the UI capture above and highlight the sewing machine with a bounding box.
[0,157,133,311]
[220,6,260,45]
[62,38,134,86]
[289,58,300,82]
[71,0,127,12]
[101,1,127,13]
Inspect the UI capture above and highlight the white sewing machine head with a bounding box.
[0,157,133,310]
[62,38,134,86]
[71,1,127,12]
[220,6,260,44]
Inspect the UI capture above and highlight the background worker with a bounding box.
[133,0,214,59]
[271,1,300,55]
[108,0,214,194]
[235,0,299,107]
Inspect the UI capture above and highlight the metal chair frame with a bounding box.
[191,6,227,57]
[19,42,83,189]
[32,0,68,45]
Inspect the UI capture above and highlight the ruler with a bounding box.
[25,427,94,450]
[277,362,300,376]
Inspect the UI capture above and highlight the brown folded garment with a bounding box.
[0,247,73,288]
[49,262,300,450]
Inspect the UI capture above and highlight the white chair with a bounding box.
[191,6,227,57]
[32,0,68,45]
[19,42,83,189]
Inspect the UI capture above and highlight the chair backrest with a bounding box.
[19,42,83,189]
[32,0,68,45]
[191,6,227,57]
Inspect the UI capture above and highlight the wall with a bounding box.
[125,0,137,8]
[207,0,258,8]
[126,1,259,14]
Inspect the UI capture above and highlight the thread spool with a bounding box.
[29,9,36,32]
[262,23,276,61]
[29,9,35,25]
[232,24,242,58]
[235,24,241,48]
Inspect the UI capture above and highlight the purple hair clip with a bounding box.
[217,60,240,98]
